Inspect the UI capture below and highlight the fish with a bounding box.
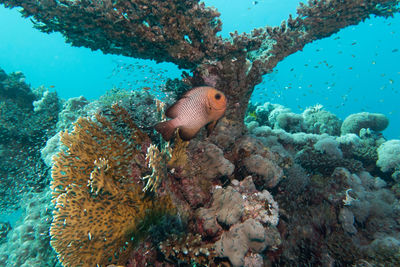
[154,86,227,141]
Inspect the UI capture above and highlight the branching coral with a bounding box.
[50,105,175,266]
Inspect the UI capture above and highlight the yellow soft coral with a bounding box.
[142,143,171,192]
[50,105,174,267]
[168,132,189,169]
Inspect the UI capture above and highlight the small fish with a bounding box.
[142,86,151,91]
[155,86,227,141]
[49,85,55,88]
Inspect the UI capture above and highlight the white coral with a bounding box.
[377,140,400,172]
[254,190,279,226]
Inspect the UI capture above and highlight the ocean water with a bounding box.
[1,1,398,138]
[1,1,400,266]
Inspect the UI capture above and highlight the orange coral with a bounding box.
[50,105,175,267]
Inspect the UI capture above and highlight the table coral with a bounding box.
[2,0,398,125]
[50,105,175,266]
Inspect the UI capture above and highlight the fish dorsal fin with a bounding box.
[206,120,218,137]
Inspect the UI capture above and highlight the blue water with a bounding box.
[0,1,398,139]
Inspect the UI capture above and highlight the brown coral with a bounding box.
[50,105,175,267]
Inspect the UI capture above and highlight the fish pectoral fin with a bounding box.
[154,120,176,141]
[206,120,218,137]
[179,127,200,141]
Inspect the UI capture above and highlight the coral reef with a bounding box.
[0,68,61,211]
[272,165,400,266]
[50,105,175,266]
[214,218,271,267]
[0,189,61,267]
[1,0,400,265]
[195,177,281,266]
[1,83,399,266]
[197,186,244,236]
[302,105,342,136]
[41,88,162,168]
[55,95,88,131]
[341,112,389,135]
[159,233,215,265]
[0,221,11,244]
[247,102,342,136]
[377,139,400,173]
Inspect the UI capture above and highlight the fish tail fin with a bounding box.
[154,120,176,141]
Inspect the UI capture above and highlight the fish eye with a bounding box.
[215,93,221,100]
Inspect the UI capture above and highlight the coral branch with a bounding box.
[1,0,229,69]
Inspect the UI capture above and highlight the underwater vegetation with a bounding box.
[0,0,399,266]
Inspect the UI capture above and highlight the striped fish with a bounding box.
[155,86,227,141]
